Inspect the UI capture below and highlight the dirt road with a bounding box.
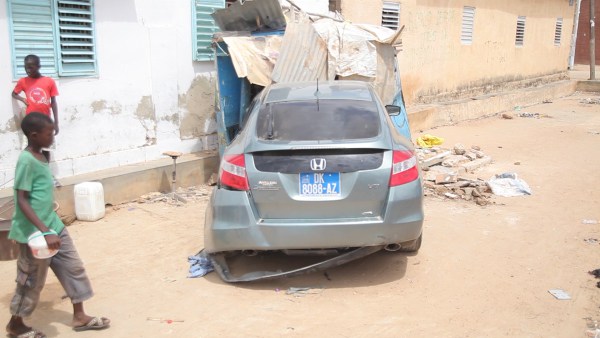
[1,93,599,337]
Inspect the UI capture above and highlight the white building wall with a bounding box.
[0,0,218,188]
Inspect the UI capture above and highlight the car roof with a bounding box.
[264,81,374,103]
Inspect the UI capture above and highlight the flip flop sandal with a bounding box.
[72,317,110,332]
[8,329,46,338]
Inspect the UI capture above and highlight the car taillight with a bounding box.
[390,150,419,186]
[220,154,249,191]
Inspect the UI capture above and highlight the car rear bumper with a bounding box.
[204,180,424,253]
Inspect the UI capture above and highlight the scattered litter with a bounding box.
[582,219,599,225]
[585,317,600,338]
[589,131,600,135]
[127,207,136,211]
[285,287,324,297]
[548,289,571,300]
[501,113,513,119]
[187,251,214,278]
[584,238,599,245]
[147,317,185,324]
[542,99,553,104]
[514,106,522,111]
[416,134,444,148]
[137,185,211,205]
[580,98,600,105]
[514,161,521,165]
[589,268,600,278]
[517,112,549,119]
[487,173,532,197]
[161,277,177,283]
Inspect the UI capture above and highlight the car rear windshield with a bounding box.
[256,100,381,141]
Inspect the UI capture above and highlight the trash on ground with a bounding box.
[187,251,214,278]
[589,131,600,135]
[146,317,185,324]
[416,134,444,148]
[585,317,600,338]
[285,287,324,297]
[501,113,513,119]
[589,268,600,279]
[548,289,571,300]
[584,238,599,245]
[580,98,600,105]
[487,173,532,197]
[137,185,211,205]
[517,112,551,119]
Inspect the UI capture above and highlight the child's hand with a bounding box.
[45,234,61,250]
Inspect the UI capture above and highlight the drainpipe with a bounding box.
[569,0,582,69]
[591,0,596,79]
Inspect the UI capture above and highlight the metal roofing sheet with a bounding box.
[212,0,286,32]
[271,20,332,83]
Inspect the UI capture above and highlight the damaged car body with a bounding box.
[202,0,423,282]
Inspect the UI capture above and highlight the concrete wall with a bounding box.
[340,0,575,105]
[0,0,218,188]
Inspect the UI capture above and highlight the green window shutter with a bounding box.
[54,0,97,76]
[192,0,224,61]
[7,0,59,79]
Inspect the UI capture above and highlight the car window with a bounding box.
[256,100,381,141]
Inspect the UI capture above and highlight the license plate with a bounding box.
[299,172,340,196]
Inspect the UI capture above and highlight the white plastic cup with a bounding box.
[27,230,59,259]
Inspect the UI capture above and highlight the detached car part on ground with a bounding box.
[203,81,423,282]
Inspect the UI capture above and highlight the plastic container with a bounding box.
[28,230,58,259]
[74,182,105,222]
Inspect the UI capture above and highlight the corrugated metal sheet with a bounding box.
[271,21,331,83]
[194,0,225,61]
[212,0,286,32]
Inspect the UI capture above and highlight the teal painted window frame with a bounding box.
[7,0,98,80]
[192,0,225,62]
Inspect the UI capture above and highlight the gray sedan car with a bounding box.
[205,81,423,262]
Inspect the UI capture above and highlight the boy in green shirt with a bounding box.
[6,113,110,338]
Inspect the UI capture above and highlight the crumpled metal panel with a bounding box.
[212,0,286,32]
[271,20,332,83]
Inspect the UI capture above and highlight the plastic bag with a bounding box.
[487,173,532,197]
[416,134,444,148]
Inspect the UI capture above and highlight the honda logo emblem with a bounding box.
[310,158,326,171]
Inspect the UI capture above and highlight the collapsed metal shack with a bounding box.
[212,0,411,154]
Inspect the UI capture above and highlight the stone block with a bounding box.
[442,155,470,167]
[460,156,492,172]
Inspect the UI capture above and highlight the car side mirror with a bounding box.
[385,105,401,116]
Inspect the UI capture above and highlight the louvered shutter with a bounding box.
[193,0,225,61]
[55,0,97,76]
[8,0,59,79]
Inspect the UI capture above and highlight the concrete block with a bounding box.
[420,151,451,168]
[460,156,492,172]
[442,155,470,167]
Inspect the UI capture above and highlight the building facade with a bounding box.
[0,0,226,188]
[334,0,576,105]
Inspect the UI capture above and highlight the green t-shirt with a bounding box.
[9,151,64,243]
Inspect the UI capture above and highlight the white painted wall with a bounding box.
[0,0,218,188]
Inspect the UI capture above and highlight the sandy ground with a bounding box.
[1,92,599,338]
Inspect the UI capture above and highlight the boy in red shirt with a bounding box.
[12,55,59,135]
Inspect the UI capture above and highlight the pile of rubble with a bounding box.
[136,185,212,205]
[417,144,494,206]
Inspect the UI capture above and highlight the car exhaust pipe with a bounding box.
[241,250,258,257]
[384,243,401,252]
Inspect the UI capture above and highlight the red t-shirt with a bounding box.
[13,76,59,116]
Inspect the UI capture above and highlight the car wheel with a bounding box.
[399,234,422,252]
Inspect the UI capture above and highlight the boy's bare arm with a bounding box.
[11,91,27,106]
[51,96,59,135]
[16,189,60,249]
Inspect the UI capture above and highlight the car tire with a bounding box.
[399,233,422,252]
